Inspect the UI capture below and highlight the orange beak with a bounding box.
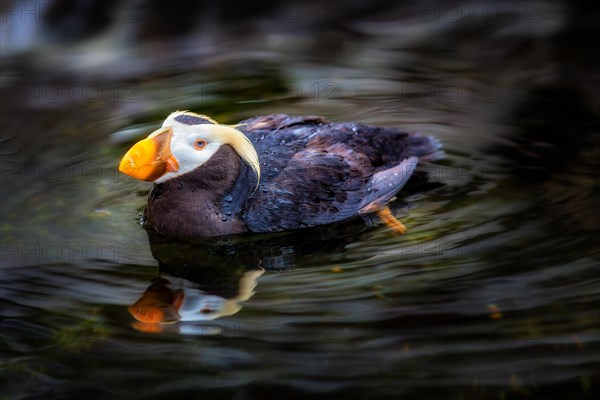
[118,127,179,181]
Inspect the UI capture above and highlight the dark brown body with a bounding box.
[144,114,442,239]
[145,145,250,237]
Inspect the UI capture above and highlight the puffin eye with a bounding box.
[194,139,207,150]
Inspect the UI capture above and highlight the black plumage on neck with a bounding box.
[144,145,257,238]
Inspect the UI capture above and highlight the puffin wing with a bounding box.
[243,144,374,232]
[237,114,438,233]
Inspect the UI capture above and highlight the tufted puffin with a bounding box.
[119,111,442,239]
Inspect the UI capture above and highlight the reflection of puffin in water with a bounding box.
[119,112,443,239]
[129,268,264,332]
[128,215,385,332]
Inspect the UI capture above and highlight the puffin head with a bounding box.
[119,111,260,184]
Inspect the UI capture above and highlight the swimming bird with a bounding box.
[119,111,442,239]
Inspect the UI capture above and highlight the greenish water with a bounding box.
[1,1,599,399]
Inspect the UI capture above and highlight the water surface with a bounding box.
[1,1,598,399]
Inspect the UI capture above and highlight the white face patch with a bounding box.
[154,116,223,184]
[153,112,260,184]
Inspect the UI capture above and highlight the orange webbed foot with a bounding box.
[376,206,407,234]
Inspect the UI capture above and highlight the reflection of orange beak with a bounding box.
[118,127,179,181]
[128,287,184,324]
